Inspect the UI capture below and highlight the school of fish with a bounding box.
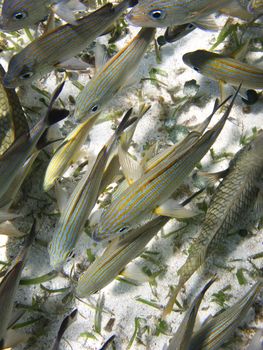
[0,0,262,349]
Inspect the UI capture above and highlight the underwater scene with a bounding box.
[0,0,262,349]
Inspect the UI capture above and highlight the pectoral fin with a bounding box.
[155,199,199,219]
[52,0,87,25]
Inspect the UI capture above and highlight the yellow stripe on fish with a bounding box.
[183,49,263,89]
[74,27,155,122]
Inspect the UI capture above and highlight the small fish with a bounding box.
[94,92,238,242]
[189,281,263,349]
[126,0,230,28]
[0,0,87,31]
[0,64,28,156]
[183,49,263,90]
[3,0,134,88]
[163,130,263,317]
[51,309,78,350]
[0,82,69,202]
[76,215,169,297]
[74,27,156,122]
[0,221,36,348]
[43,114,98,192]
[48,109,135,270]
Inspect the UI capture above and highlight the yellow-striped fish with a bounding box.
[76,215,169,297]
[3,0,134,88]
[0,0,87,31]
[43,114,98,192]
[74,27,155,122]
[93,92,238,242]
[163,130,263,317]
[48,109,135,270]
[183,49,263,90]
[126,0,230,28]
[0,64,28,156]
[0,83,68,202]
[189,281,262,349]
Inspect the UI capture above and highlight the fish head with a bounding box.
[0,0,49,31]
[126,0,187,28]
[4,53,37,88]
[183,50,217,75]
[74,87,103,122]
[92,219,132,242]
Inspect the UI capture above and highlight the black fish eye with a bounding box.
[13,11,28,20]
[149,9,165,20]
[20,71,33,80]
[119,227,128,233]
[193,66,200,72]
[187,23,195,29]
[91,104,99,113]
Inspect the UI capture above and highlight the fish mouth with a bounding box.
[2,75,15,89]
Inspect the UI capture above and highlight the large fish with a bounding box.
[94,92,238,242]
[74,27,155,122]
[48,109,135,270]
[0,82,69,202]
[163,131,263,317]
[0,0,88,31]
[3,0,135,88]
[0,64,28,156]
[76,215,169,297]
[183,49,263,90]
[126,0,231,28]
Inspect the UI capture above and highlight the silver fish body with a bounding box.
[94,94,237,242]
[76,215,169,297]
[183,49,263,89]
[48,109,134,270]
[126,0,230,28]
[163,131,263,317]
[74,27,155,122]
[3,1,131,88]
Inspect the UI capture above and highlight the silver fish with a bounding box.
[163,130,263,317]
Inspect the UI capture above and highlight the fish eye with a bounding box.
[13,11,28,20]
[149,9,166,20]
[187,24,195,29]
[19,71,34,80]
[193,66,200,72]
[119,226,129,233]
[90,104,99,113]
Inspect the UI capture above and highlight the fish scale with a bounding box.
[163,132,263,317]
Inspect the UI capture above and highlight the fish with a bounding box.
[74,27,156,122]
[183,49,263,90]
[76,190,202,297]
[126,0,231,28]
[0,64,29,156]
[51,309,78,350]
[188,281,263,349]
[0,0,88,31]
[93,91,238,242]
[0,82,69,202]
[43,114,98,192]
[48,109,135,270]
[167,278,215,350]
[76,215,169,297]
[0,221,36,348]
[3,0,135,88]
[163,130,263,317]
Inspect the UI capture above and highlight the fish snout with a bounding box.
[2,73,15,89]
